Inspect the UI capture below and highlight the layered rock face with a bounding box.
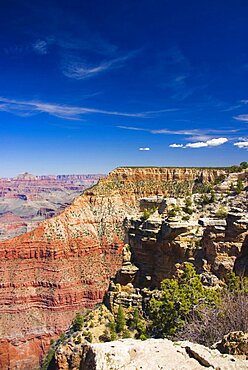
[0,167,227,369]
[0,173,104,241]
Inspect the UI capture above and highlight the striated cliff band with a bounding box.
[0,166,247,369]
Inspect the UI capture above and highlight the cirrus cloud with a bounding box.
[32,40,48,55]
[0,96,161,120]
[233,114,248,122]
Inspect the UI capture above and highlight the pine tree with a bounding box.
[116,305,126,333]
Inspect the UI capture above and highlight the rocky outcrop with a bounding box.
[216,331,248,358]
[203,212,248,279]
[0,167,235,369]
[54,338,248,369]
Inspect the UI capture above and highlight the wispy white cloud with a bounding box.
[186,135,213,142]
[221,104,242,112]
[32,40,48,55]
[139,147,150,151]
[234,141,248,149]
[119,126,238,138]
[118,125,147,131]
[152,128,200,135]
[62,51,138,80]
[169,143,184,148]
[233,114,248,122]
[0,96,166,120]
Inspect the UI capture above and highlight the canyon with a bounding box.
[0,166,247,369]
[0,172,104,241]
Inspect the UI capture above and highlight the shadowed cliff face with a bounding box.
[0,167,227,369]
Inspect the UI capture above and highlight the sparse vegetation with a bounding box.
[177,272,248,346]
[142,208,151,220]
[240,161,248,170]
[215,206,228,219]
[116,305,126,333]
[142,206,157,220]
[183,197,193,215]
[198,190,216,206]
[148,264,219,337]
[167,205,180,218]
[85,331,93,342]
[193,182,213,194]
[108,320,117,341]
[229,161,248,173]
[73,312,84,332]
[41,347,55,370]
[236,178,244,194]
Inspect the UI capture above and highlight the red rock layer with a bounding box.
[0,167,226,369]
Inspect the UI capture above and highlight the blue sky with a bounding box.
[0,0,248,176]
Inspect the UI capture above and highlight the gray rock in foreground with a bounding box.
[56,338,248,369]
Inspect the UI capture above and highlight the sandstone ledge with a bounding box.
[55,338,248,369]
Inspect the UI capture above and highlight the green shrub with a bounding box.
[41,347,55,370]
[226,272,248,293]
[122,329,131,338]
[108,320,117,340]
[110,331,117,341]
[215,206,228,219]
[214,174,226,185]
[240,161,248,170]
[135,319,148,339]
[210,190,216,203]
[58,333,65,343]
[229,165,242,173]
[148,263,219,337]
[75,335,82,344]
[182,215,190,221]
[183,206,193,215]
[139,333,148,341]
[183,197,193,214]
[168,205,178,218]
[129,308,140,330]
[236,178,244,194]
[85,331,93,343]
[142,208,151,220]
[193,182,213,194]
[199,192,215,206]
[73,313,84,331]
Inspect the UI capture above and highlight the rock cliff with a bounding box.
[0,166,236,369]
